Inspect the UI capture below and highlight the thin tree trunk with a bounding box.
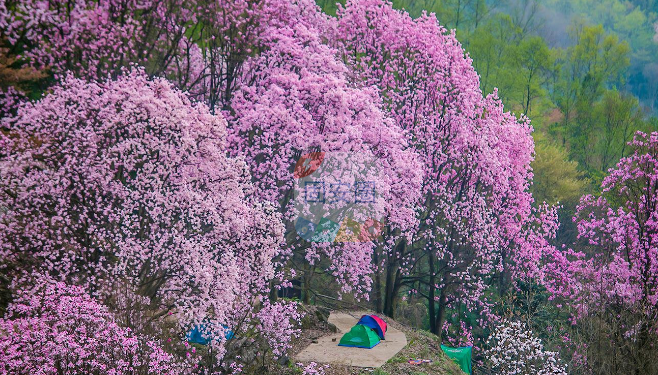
[435,288,447,343]
[428,252,437,334]
[373,249,383,313]
[383,241,405,318]
[383,259,396,317]
[302,264,312,304]
[389,267,403,318]
[636,319,649,375]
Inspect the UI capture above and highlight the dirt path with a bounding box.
[294,311,407,368]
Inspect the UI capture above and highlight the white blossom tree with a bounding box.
[485,320,567,375]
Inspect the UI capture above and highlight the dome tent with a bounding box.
[369,315,387,334]
[357,314,387,340]
[187,323,234,345]
[338,324,381,349]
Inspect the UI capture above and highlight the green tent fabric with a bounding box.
[338,324,381,349]
[441,345,472,374]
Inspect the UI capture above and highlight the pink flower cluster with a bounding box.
[0,0,575,370]
[543,132,658,322]
[0,275,177,375]
[295,362,329,375]
[0,86,24,117]
[332,0,537,337]
[256,301,303,358]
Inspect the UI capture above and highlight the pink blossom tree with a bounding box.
[1,0,205,94]
[0,0,327,111]
[547,131,658,374]
[0,71,299,372]
[1,0,425,302]
[506,204,560,288]
[0,1,560,368]
[333,0,535,340]
[0,275,179,375]
[226,0,422,301]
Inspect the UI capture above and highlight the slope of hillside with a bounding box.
[281,307,465,375]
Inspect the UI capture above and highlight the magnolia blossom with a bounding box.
[4,0,141,79]
[256,301,303,358]
[534,132,658,372]
[544,132,658,318]
[0,0,564,371]
[2,0,205,90]
[296,362,329,375]
[333,0,535,339]
[0,276,178,375]
[510,203,561,284]
[1,0,425,300]
[486,320,567,375]
[0,86,24,117]
[0,71,291,367]
[227,1,422,298]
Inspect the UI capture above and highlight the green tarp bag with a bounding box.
[441,345,472,374]
[338,324,381,349]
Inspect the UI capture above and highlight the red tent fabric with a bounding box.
[370,315,387,335]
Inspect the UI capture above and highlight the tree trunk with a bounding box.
[383,241,405,318]
[383,258,397,317]
[435,288,447,344]
[384,267,403,319]
[499,246,514,298]
[636,319,650,375]
[269,280,278,302]
[302,264,312,304]
[373,249,383,313]
[428,252,437,334]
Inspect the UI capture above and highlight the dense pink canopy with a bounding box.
[224,0,423,298]
[0,276,178,375]
[548,132,658,318]
[0,0,559,369]
[332,0,536,338]
[0,70,289,363]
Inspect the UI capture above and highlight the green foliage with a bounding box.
[316,0,345,16]
[468,14,522,101]
[543,0,658,110]
[549,24,632,173]
[591,90,645,170]
[531,143,587,205]
[391,0,491,31]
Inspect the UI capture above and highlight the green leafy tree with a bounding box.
[515,36,553,116]
[531,143,586,205]
[593,90,645,171]
[550,23,630,169]
[468,14,522,97]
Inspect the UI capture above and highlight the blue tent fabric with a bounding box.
[357,315,386,340]
[186,323,234,345]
